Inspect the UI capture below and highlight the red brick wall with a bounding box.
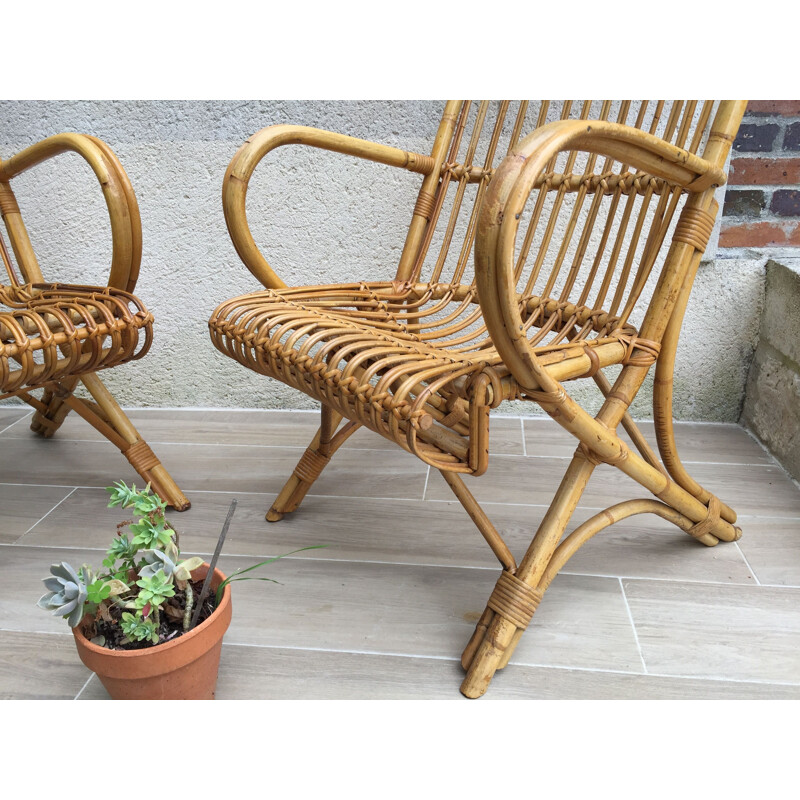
[719,101,800,249]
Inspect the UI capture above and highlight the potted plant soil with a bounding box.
[37,481,322,700]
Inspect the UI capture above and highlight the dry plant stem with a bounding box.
[183,583,194,632]
[210,101,748,698]
[190,499,237,630]
[1,132,187,510]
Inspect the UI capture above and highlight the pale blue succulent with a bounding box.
[37,562,88,628]
[137,549,176,581]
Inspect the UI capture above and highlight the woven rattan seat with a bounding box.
[210,101,748,697]
[211,281,649,471]
[1,134,188,510]
[0,283,153,393]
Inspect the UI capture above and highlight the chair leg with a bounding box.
[267,404,360,522]
[60,372,191,511]
[651,241,737,525]
[29,378,79,438]
[460,453,596,698]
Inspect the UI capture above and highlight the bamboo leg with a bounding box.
[26,378,79,437]
[592,371,666,476]
[440,470,516,571]
[28,340,91,438]
[460,452,596,697]
[653,246,737,524]
[78,372,190,511]
[267,404,359,522]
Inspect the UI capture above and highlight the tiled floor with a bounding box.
[1,405,799,699]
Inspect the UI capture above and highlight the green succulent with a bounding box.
[107,480,167,516]
[134,569,175,609]
[106,480,141,510]
[129,517,174,550]
[120,612,159,644]
[37,562,89,628]
[102,533,136,571]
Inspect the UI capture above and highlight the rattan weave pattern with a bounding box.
[0,283,152,395]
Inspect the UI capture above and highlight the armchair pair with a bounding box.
[3,101,747,697]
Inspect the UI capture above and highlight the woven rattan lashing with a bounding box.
[210,100,748,698]
[0,134,189,511]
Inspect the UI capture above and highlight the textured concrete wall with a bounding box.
[741,259,800,480]
[0,100,767,420]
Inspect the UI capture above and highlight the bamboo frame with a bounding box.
[1,134,189,510]
[209,101,748,697]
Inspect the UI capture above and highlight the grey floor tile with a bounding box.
[19,488,755,587]
[78,647,464,700]
[0,438,427,500]
[735,518,800,587]
[212,554,643,673]
[424,454,800,519]
[309,415,523,455]
[0,630,89,700]
[0,438,141,488]
[623,578,800,684]
[5,407,525,455]
[3,409,798,701]
[524,419,773,466]
[7,409,321,447]
[627,421,773,465]
[0,485,76,544]
[555,513,755,584]
[77,645,800,700]
[0,408,31,434]
[0,544,642,673]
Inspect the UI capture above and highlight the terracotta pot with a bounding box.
[72,564,232,700]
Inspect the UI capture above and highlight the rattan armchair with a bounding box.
[1,133,188,510]
[209,101,747,697]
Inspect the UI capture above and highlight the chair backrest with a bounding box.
[0,134,142,293]
[396,101,741,342]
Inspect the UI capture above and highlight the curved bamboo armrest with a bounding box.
[474,119,727,393]
[0,133,142,293]
[223,124,436,289]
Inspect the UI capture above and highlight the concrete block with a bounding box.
[741,259,800,481]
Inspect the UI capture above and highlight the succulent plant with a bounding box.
[37,481,327,650]
[120,611,159,644]
[134,569,176,609]
[103,533,136,567]
[106,480,166,516]
[138,547,204,583]
[129,517,174,550]
[138,548,177,581]
[37,562,89,628]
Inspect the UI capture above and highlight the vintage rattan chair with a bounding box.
[1,133,189,510]
[209,101,747,697]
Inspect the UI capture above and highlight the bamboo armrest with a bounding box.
[0,133,142,292]
[474,119,727,393]
[223,124,436,289]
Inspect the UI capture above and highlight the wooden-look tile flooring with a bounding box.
[1,406,799,700]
